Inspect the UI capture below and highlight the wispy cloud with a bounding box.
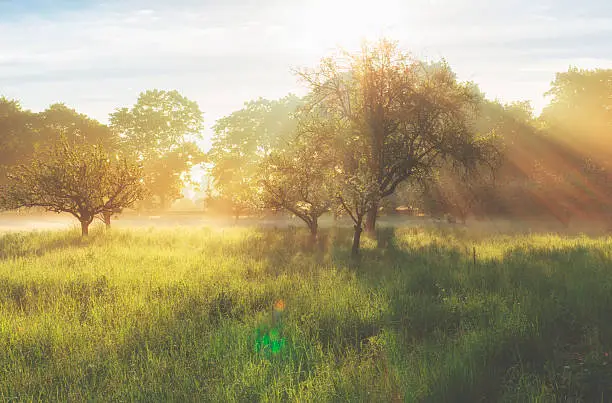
[0,0,610,134]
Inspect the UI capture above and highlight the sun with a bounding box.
[292,0,405,54]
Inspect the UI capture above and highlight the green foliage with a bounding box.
[0,227,611,400]
[0,139,145,235]
[0,98,36,185]
[295,40,500,250]
[299,39,497,204]
[36,103,117,149]
[0,101,115,187]
[260,134,333,236]
[110,90,205,210]
[208,95,303,217]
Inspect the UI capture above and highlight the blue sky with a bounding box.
[1,0,611,147]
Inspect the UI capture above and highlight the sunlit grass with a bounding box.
[1,226,611,401]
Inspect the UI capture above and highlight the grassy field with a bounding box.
[1,225,611,402]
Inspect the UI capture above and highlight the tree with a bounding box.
[110,89,205,210]
[299,39,496,234]
[36,103,117,149]
[1,101,118,188]
[541,68,611,147]
[259,134,332,241]
[0,139,145,236]
[295,103,380,257]
[540,68,612,224]
[0,98,37,186]
[334,157,380,258]
[208,95,303,220]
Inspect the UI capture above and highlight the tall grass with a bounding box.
[0,226,611,401]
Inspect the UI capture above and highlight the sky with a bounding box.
[1,0,611,150]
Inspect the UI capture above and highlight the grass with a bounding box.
[0,224,611,401]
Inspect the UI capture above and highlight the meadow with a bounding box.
[0,224,611,402]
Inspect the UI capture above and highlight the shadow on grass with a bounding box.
[214,227,612,401]
[0,226,106,260]
[2,226,612,401]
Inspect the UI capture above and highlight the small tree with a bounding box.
[260,139,332,241]
[335,163,380,258]
[0,139,145,236]
[297,107,380,257]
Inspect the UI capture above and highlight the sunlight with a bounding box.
[290,0,407,54]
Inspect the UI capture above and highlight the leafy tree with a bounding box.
[0,139,145,236]
[334,158,380,257]
[259,135,332,240]
[540,68,612,224]
[208,95,303,220]
[541,68,611,147]
[110,90,204,210]
[296,105,379,257]
[299,39,497,234]
[0,98,37,186]
[1,101,117,188]
[36,103,117,149]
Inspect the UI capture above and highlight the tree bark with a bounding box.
[81,220,90,236]
[309,219,318,243]
[351,220,363,258]
[103,211,111,229]
[365,203,378,235]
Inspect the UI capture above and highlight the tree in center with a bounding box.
[299,39,496,235]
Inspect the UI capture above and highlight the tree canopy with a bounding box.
[110,89,205,209]
[208,95,303,219]
[298,40,498,236]
[0,139,145,236]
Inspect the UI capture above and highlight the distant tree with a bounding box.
[110,90,205,210]
[208,95,303,220]
[298,39,497,235]
[541,68,611,147]
[0,139,145,236]
[0,98,37,185]
[540,68,612,223]
[36,103,117,149]
[1,101,117,188]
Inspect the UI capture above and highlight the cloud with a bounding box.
[0,0,610,128]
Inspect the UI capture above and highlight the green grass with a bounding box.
[1,225,611,402]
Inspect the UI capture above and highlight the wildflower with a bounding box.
[605,352,609,357]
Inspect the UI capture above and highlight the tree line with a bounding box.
[1,40,611,256]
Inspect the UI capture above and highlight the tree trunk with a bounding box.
[80,220,90,237]
[365,203,378,235]
[103,211,111,229]
[351,220,363,258]
[309,219,318,243]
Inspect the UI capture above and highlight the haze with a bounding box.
[2,0,611,147]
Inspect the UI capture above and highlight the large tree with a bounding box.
[0,139,145,236]
[299,39,496,234]
[110,89,204,210]
[208,95,303,219]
